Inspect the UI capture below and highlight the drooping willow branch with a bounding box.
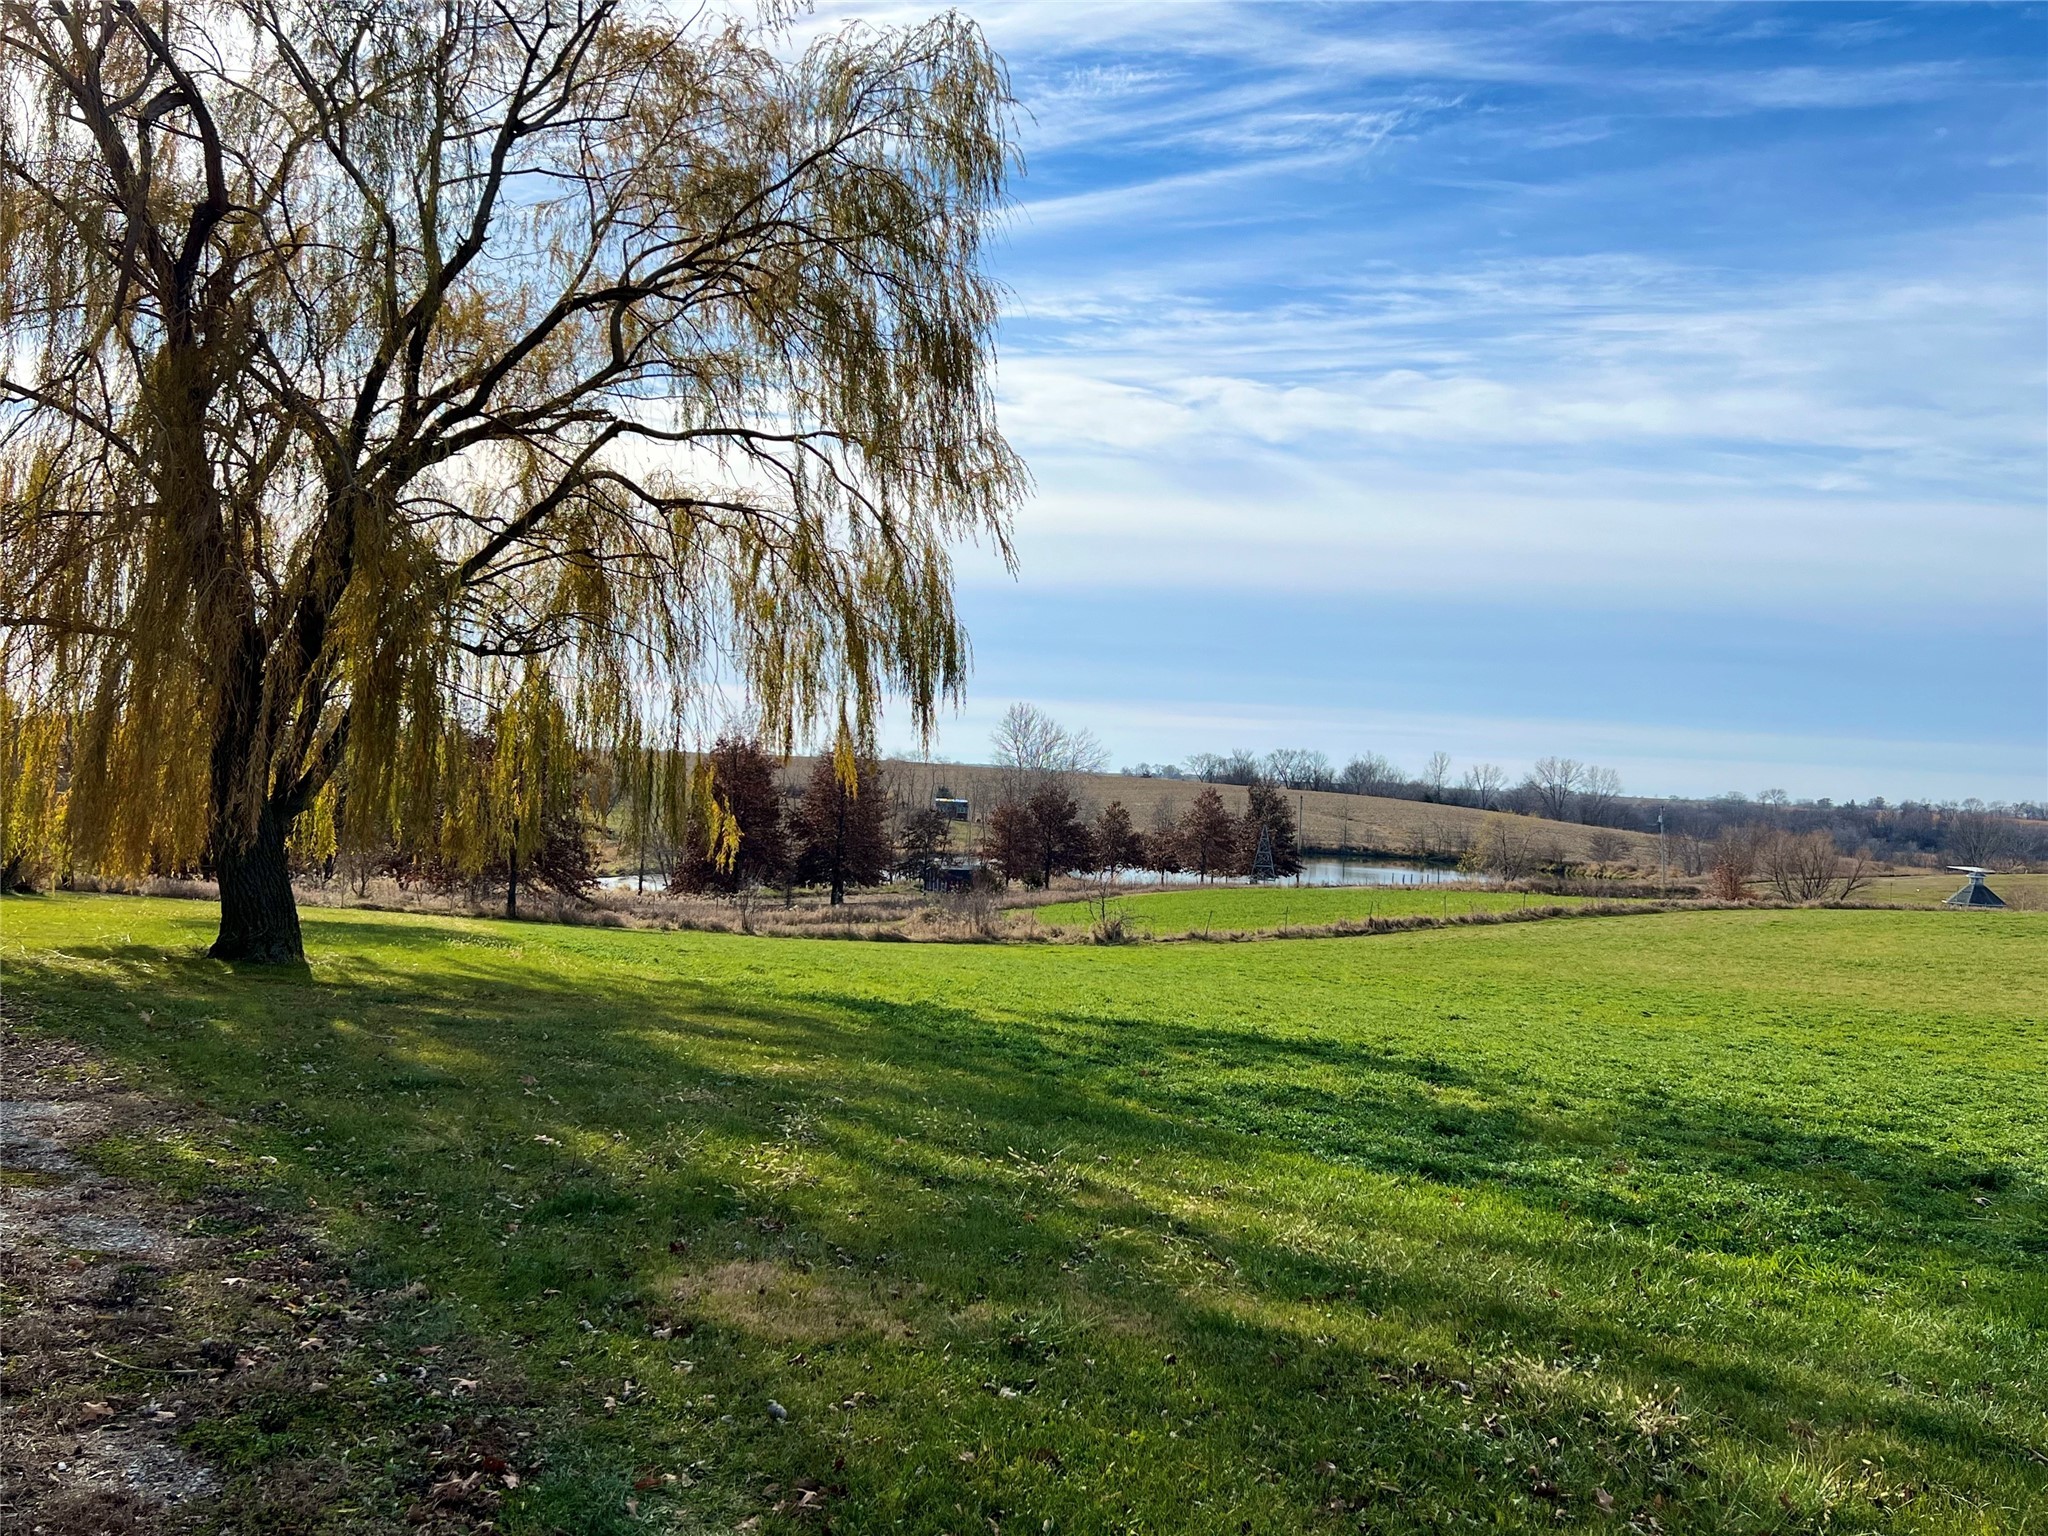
[1,0,1022,911]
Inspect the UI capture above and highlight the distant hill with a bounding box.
[779,757,1664,868]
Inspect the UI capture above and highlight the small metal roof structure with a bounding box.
[1943,866,2008,909]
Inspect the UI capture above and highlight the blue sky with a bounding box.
[829,1,2048,803]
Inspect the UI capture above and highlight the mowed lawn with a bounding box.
[1036,884,1593,936]
[4,895,2045,1535]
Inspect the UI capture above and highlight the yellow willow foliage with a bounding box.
[387,671,598,880]
[611,734,718,878]
[288,782,339,870]
[0,696,69,887]
[480,670,578,870]
[1,0,1022,896]
[698,755,742,877]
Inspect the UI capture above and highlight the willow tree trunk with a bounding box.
[205,638,306,963]
[210,805,304,962]
[201,508,308,964]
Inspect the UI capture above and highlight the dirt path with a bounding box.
[1,1025,524,1534]
[1,1030,228,1531]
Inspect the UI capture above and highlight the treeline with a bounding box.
[983,781,1300,888]
[1648,796,2046,871]
[973,704,1301,887]
[1124,745,2046,867]
[649,746,1309,896]
[1129,749,1625,821]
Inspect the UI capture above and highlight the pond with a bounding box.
[594,859,1478,894]
[595,873,665,891]
[1125,859,1476,888]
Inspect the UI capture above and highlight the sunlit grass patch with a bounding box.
[2,892,2043,1534]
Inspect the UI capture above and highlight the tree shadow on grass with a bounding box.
[6,914,2046,1534]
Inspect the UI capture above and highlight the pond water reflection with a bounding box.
[1130,858,1473,888]
[595,858,1476,893]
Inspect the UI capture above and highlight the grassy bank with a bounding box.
[3,893,2044,1534]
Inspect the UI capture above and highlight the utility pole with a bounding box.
[1658,810,1667,894]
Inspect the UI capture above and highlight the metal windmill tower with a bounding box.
[1250,824,1277,883]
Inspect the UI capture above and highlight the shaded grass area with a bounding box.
[1034,884,1594,936]
[3,894,2045,1534]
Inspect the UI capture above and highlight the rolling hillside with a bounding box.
[786,757,1666,867]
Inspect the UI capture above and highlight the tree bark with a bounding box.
[829,792,847,906]
[203,523,310,962]
[210,805,303,963]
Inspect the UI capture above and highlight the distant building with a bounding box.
[1944,867,2008,909]
[923,864,978,894]
[933,796,970,822]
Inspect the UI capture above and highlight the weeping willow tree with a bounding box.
[0,689,66,890]
[0,0,1021,960]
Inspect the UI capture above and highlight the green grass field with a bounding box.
[1035,884,1594,935]
[1856,873,2048,910]
[4,893,2045,1534]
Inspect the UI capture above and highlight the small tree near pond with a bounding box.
[794,755,892,906]
[1092,802,1146,883]
[1177,788,1239,882]
[987,784,1093,889]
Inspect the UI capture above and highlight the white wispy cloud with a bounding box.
[998,228,2042,458]
[982,206,2045,618]
[797,1,2043,796]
